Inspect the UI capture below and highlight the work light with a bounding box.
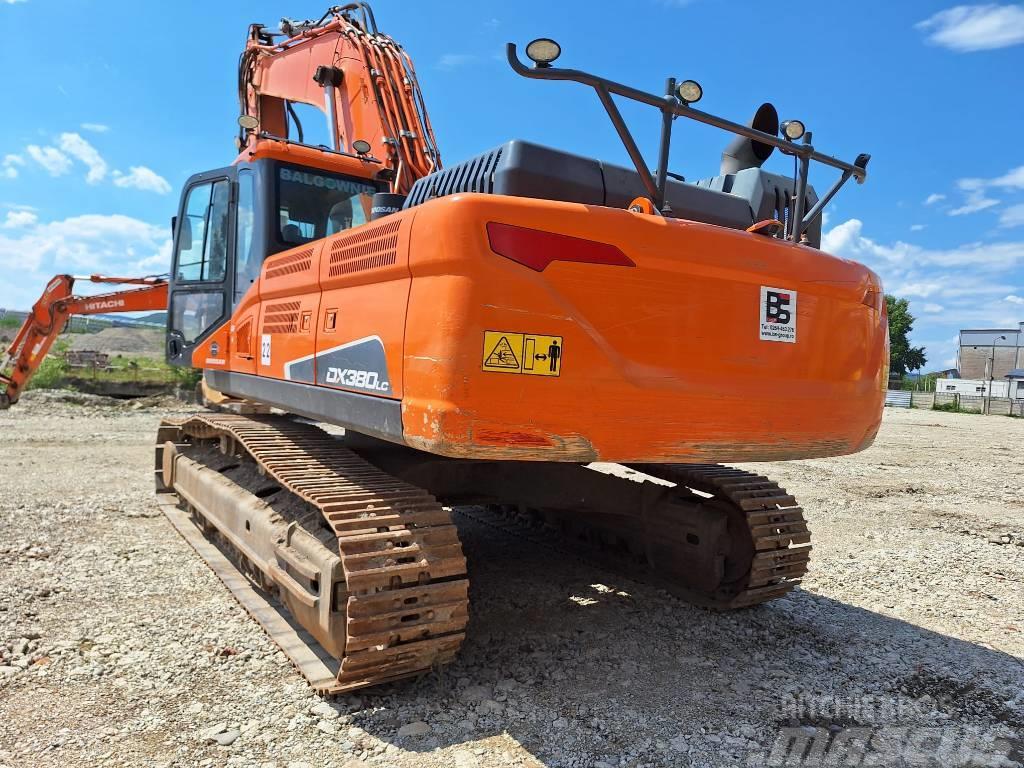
[525,38,561,67]
[781,120,806,141]
[676,80,703,104]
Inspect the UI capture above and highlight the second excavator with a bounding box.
[2,4,887,693]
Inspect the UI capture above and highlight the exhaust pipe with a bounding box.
[720,102,779,175]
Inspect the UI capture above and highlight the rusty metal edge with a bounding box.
[155,493,345,694]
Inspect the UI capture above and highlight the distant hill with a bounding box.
[132,311,167,326]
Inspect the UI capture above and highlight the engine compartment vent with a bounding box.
[264,247,314,280]
[404,146,503,207]
[235,318,253,356]
[262,301,302,335]
[327,219,401,277]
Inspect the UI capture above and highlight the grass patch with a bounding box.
[17,346,200,392]
[25,340,72,390]
[67,353,199,386]
[932,401,983,415]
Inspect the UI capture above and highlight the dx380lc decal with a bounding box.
[284,335,393,396]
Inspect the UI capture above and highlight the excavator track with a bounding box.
[154,413,468,694]
[460,463,811,610]
[631,464,812,608]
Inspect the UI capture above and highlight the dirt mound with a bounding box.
[17,388,123,408]
[66,327,164,358]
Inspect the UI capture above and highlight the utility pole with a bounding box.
[986,335,1008,414]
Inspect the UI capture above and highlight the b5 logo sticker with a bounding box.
[760,286,797,343]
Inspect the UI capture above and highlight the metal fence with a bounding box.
[887,390,1024,416]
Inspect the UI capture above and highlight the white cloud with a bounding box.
[2,0,28,5]
[923,193,946,205]
[1004,294,1024,304]
[999,203,1024,228]
[949,188,999,215]
[2,154,24,179]
[820,218,863,255]
[989,165,1024,189]
[822,217,1024,367]
[80,123,109,133]
[947,163,1024,216]
[2,210,38,228]
[826,220,1024,271]
[58,132,107,184]
[112,166,171,194]
[910,224,926,231]
[436,53,476,71]
[916,4,1024,51]
[26,144,71,176]
[0,213,170,308]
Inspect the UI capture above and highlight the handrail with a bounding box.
[506,43,870,241]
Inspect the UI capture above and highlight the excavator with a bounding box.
[1,4,887,694]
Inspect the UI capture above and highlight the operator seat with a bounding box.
[282,223,306,244]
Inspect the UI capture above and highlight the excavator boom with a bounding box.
[0,275,168,408]
[236,3,440,193]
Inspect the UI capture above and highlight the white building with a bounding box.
[937,377,1024,399]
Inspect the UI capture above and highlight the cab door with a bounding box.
[166,167,236,366]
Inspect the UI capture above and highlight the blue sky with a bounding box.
[1,0,1023,370]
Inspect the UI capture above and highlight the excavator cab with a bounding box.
[166,159,383,366]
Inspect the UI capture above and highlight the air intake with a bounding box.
[404,145,504,207]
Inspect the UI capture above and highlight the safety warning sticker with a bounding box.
[482,331,563,376]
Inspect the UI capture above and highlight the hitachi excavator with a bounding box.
[1,4,887,693]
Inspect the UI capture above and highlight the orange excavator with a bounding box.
[2,4,887,693]
[0,275,168,408]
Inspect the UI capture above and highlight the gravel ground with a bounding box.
[1,394,1022,768]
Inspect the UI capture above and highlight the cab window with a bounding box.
[175,180,230,281]
[235,170,258,300]
[277,166,376,245]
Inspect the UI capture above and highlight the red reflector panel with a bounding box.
[486,222,635,272]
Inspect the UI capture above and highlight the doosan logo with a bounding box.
[84,299,126,311]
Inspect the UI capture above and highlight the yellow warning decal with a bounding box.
[482,331,562,377]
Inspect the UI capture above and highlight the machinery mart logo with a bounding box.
[760,285,797,343]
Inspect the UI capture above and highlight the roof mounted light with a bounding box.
[237,115,259,130]
[525,38,561,67]
[675,79,703,105]
[781,119,806,141]
[352,139,372,155]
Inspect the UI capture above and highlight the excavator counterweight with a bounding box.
[8,4,886,694]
